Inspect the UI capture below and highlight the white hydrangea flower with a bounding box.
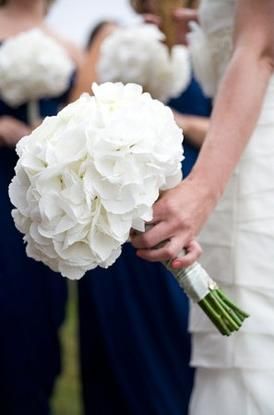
[97,25,191,103]
[0,28,75,107]
[9,82,184,279]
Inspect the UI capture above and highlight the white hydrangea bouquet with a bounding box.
[97,24,191,103]
[9,82,248,335]
[0,28,75,124]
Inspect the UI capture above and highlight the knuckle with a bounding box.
[163,246,176,259]
[141,235,153,249]
[193,241,203,257]
[183,258,192,267]
[163,198,177,215]
[176,215,186,230]
[183,216,192,231]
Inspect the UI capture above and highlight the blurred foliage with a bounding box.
[52,282,81,415]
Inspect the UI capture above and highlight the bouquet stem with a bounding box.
[27,100,41,128]
[164,259,249,336]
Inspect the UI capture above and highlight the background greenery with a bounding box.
[52,283,82,415]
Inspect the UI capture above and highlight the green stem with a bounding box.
[212,290,243,327]
[209,290,241,331]
[199,298,230,336]
[216,289,249,318]
[162,260,249,336]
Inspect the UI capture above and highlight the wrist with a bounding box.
[184,170,221,210]
[0,126,4,146]
[182,117,191,137]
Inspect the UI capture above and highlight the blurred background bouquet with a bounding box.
[0,28,75,124]
[97,24,191,102]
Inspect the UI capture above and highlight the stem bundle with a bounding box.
[164,260,249,336]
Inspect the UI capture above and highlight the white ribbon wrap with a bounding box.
[167,261,217,303]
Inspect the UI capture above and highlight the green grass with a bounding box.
[52,282,82,415]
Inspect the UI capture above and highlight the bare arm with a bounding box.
[69,23,117,102]
[131,0,274,266]
[173,110,209,148]
[190,0,274,199]
[0,116,31,147]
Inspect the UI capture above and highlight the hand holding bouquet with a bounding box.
[9,82,248,335]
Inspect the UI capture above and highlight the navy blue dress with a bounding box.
[0,67,72,414]
[78,77,212,415]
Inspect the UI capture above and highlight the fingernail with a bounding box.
[172,260,182,268]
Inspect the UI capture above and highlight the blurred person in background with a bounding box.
[131,0,211,176]
[0,1,82,414]
[70,20,117,102]
[75,2,211,413]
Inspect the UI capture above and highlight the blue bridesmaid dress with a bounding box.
[0,64,73,414]
[169,76,212,177]
[78,76,212,415]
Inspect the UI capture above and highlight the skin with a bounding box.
[0,0,82,147]
[173,111,209,148]
[131,0,274,268]
[0,116,31,146]
[69,22,117,101]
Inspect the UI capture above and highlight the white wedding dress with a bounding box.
[188,1,274,414]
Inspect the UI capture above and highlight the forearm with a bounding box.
[69,26,115,102]
[69,49,97,102]
[188,49,273,200]
[173,110,209,148]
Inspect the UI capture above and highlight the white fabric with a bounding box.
[190,0,274,369]
[188,0,234,97]
[189,0,274,411]
[176,262,213,302]
[189,368,274,415]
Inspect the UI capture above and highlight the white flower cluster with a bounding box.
[97,24,191,103]
[0,29,75,107]
[9,82,184,279]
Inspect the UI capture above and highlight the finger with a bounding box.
[11,127,29,143]
[173,8,198,22]
[149,197,175,224]
[4,130,19,146]
[143,13,161,26]
[171,240,202,269]
[130,221,174,249]
[136,237,185,262]
[6,125,28,142]
[16,125,31,137]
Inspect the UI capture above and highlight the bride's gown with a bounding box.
[188,0,274,414]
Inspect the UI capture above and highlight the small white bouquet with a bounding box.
[0,28,75,123]
[97,24,191,103]
[9,82,248,335]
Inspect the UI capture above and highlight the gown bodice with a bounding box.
[199,0,235,34]
[190,0,274,125]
